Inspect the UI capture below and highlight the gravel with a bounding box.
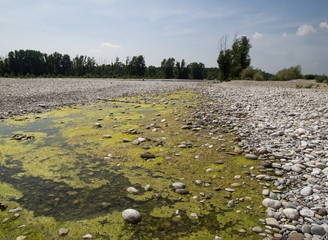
[0,78,202,118]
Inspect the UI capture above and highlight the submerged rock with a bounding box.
[140,152,155,159]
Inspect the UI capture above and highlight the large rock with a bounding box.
[300,186,313,196]
[58,228,70,236]
[140,152,155,159]
[262,198,281,209]
[265,218,280,228]
[283,208,299,220]
[172,182,186,190]
[300,208,315,218]
[245,154,258,160]
[310,225,326,236]
[122,209,142,223]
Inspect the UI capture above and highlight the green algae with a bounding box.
[0,91,267,239]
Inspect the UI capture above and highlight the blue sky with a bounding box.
[1,0,328,74]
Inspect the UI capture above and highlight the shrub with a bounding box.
[253,72,264,81]
[275,65,302,81]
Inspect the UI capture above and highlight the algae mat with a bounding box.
[0,91,266,239]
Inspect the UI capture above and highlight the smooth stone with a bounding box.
[287,232,304,240]
[245,154,258,160]
[172,182,186,190]
[231,183,242,187]
[58,228,70,236]
[144,184,152,191]
[102,135,112,138]
[83,234,93,239]
[140,152,155,159]
[317,208,327,216]
[122,209,142,223]
[262,198,282,209]
[262,189,270,196]
[252,226,263,233]
[8,207,23,213]
[127,187,139,194]
[300,186,313,196]
[283,208,299,220]
[206,168,214,172]
[227,200,235,208]
[16,237,26,240]
[175,189,189,194]
[300,208,315,218]
[195,180,202,185]
[310,225,326,236]
[265,218,280,228]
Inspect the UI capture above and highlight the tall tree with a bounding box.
[189,62,206,79]
[128,55,146,76]
[176,59,189,79]
[161,58,175,79]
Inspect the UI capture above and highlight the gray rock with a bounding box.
[140,152,155,159]
[175,189,189,194]
[8,207,23,213]
[58,228,70,236]
[283,208,299,220]
[122,209,142,223]
[83,234,93,239]
[262,198,282,209]
[252,226,263,233]
[172,182,186,190]
[144,184,152,191]
[310,225,326,236]
[127,187,139,194]
[286,232,304,240]
[245,154,258,160]
[300,208,315,218]
[265,217,280,228]
[300,186,313,196]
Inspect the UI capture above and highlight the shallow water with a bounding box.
[0,92,265,239]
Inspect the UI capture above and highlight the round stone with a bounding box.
[172,182,186,190]
[122,209,142,223]
[283,208,299,220]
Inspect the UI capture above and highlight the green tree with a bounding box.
[161,58,175,79]
[176,59,189,79]
[189,62,206,79]
[128,55,146,76]
[217,49,232,81]
[231,36,252,79]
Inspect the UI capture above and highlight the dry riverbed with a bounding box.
[0,78,328,240]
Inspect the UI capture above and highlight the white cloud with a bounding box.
[282,32,287,38]
[252,32,263,40]
[319,22,328,30]
[100,42,121,50]
[296,24,316,36]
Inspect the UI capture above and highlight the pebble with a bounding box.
[122,209,142,223]
[83,234,93,239]
[58,228,70,236]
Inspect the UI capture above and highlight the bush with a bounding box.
[315,74,327,83]
[304,74,315,79]
[241,67,254,80]
[253,72,264,81]
[275,65,302,81]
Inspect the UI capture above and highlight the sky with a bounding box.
[1,0,328,75]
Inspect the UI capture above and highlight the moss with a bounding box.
[0,91,265,239]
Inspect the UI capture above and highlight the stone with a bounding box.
[227,200,235,208]
[8,207,23,213]
[195,180,202,185]
[140,152,155,159]
[245,154,258,160]
[181,125,192,129]
[286,232,304,240]
[300,186,313,196]
[102,135,112,138]
[300,208,315,218]
[265,218,280,228]
[262,189,270,196]
[144,184,152,191]
[172,182,186,190]
[127,187,139,194]
[310,225,325,236]
[317,208,327,216]
[175,189,189,194]
[83,234,93,239]
[16,237,26,240]
[252,226,263,233]
[58,228,70,236]
[283,208,299,220]
[122,209,142,223]
[262,198,282,209]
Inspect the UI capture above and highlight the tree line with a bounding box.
[216,35,327,83]
[0,50,218,80]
